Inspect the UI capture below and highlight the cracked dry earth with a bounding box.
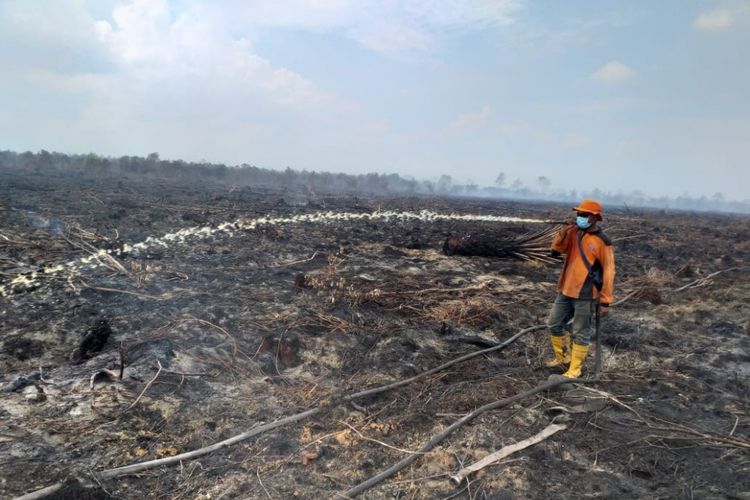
[1,171,749,499]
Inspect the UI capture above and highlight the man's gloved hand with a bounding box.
[598,304,609,317]
[558,219,575,237]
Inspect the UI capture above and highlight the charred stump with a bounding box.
[70,318,113,364]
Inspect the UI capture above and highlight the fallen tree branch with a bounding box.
[342,377,594,498]
[450,422,567,485]
[13,484,63,500]
[342,324,545,402]
[98,406,322,481]
[15,324,545,499]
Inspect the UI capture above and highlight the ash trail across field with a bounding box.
[0,209,546,296]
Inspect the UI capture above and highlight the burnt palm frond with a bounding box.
[442,224,563,264]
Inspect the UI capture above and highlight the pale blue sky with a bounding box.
[1,0,748,199]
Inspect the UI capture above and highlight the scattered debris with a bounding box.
[1,172,749,499]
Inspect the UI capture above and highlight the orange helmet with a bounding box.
[573,199,603,217]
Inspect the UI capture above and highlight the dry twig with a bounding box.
[672,268,737,292]
[122,360,163,414]
[256,466,272,499]
[182,315,239,358]
[275,251,320,268]
[339,421,427,455]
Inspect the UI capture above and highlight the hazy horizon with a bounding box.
[1,1,748,201]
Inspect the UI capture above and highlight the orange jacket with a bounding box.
[551,225,615,305]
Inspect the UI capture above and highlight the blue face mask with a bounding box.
[576,215,591,229]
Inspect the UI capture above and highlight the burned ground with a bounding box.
[1,169,749,499]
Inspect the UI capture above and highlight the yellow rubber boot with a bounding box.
[562,343,590,379]
[545,334,570,368]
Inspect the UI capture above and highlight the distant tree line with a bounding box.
[1,150,747,213]
[487,171,750,214]
[0,150,429,195]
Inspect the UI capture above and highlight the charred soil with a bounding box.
[1,170,749,499]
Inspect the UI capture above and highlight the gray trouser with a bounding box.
[547,294,595,346]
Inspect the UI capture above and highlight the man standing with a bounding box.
[546,199,615,378]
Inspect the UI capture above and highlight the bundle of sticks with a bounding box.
[442,223,563,264]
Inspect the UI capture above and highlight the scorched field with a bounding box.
[1,170,749,499]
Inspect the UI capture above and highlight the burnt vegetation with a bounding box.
[442,225,562,264]
[2,149,748,213]
[0,159,749,498]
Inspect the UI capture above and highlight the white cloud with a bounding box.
[590,60,634,84]
[236,0,522,31]
[0,0,525,109]
[0,0,527,173]
[500,122,527,137]
[221,0,523,55]
[91,1,333,108]
[0,0,112,74]
[562,133,590,149]
[0,0,351,173]
[448,106,494,134]
[353,22,434,55]
[693,9,734,31]
[0,0,334,111]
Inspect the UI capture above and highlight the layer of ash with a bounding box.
[0,175,748,499]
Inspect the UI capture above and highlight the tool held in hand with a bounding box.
[593,298,602,378]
